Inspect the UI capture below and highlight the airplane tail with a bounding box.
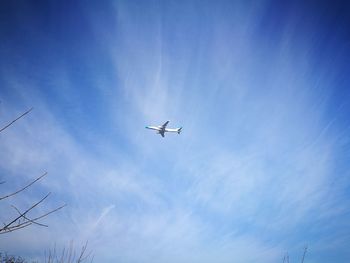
[177,127,182,134]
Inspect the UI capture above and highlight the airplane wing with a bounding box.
[158,130,165,137]
[161,121,169,129]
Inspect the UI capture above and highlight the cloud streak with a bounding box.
[0,1,350,262]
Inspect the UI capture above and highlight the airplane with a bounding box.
[145,121,182,137]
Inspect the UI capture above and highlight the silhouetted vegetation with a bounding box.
[0,108,65,234]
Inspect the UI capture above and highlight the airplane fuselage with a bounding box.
[145,121,182,137]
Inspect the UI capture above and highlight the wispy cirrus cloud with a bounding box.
[0,1,350,262]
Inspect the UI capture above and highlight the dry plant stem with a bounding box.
[1,192,51,231]
[0,172,47,201]
[44,241,93,263]
[0,203,66,234]
[0,107,66,236]
[0,107,33,133]
[301,246,308,263]
[11,205,48,227]
[77,241,89,262]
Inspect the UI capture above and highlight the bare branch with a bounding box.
[1,192,51,232]
[29,203,67,222]
[0,222,32,234]
[43,241,93,263]
[0,202,66,234]
[32,204,67,221]
[0,107,66,236]
[77,241,89,263]
[11,205,48,227]
[301,246,308,263]
[0,172,47,201]
[0,107,33,133]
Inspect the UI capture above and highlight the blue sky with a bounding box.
[0,0,350,262]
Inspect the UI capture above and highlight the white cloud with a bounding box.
[1,1,349,262]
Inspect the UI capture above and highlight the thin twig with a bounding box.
[28,203,66,222]
[0,203,66,234]
[301,246,308,263]
[0,172,47,200]
[11,205,48,227]
[0,222,32,234]
[0,107,33,133]
[1,192,51,231]
[77,241,88,263]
